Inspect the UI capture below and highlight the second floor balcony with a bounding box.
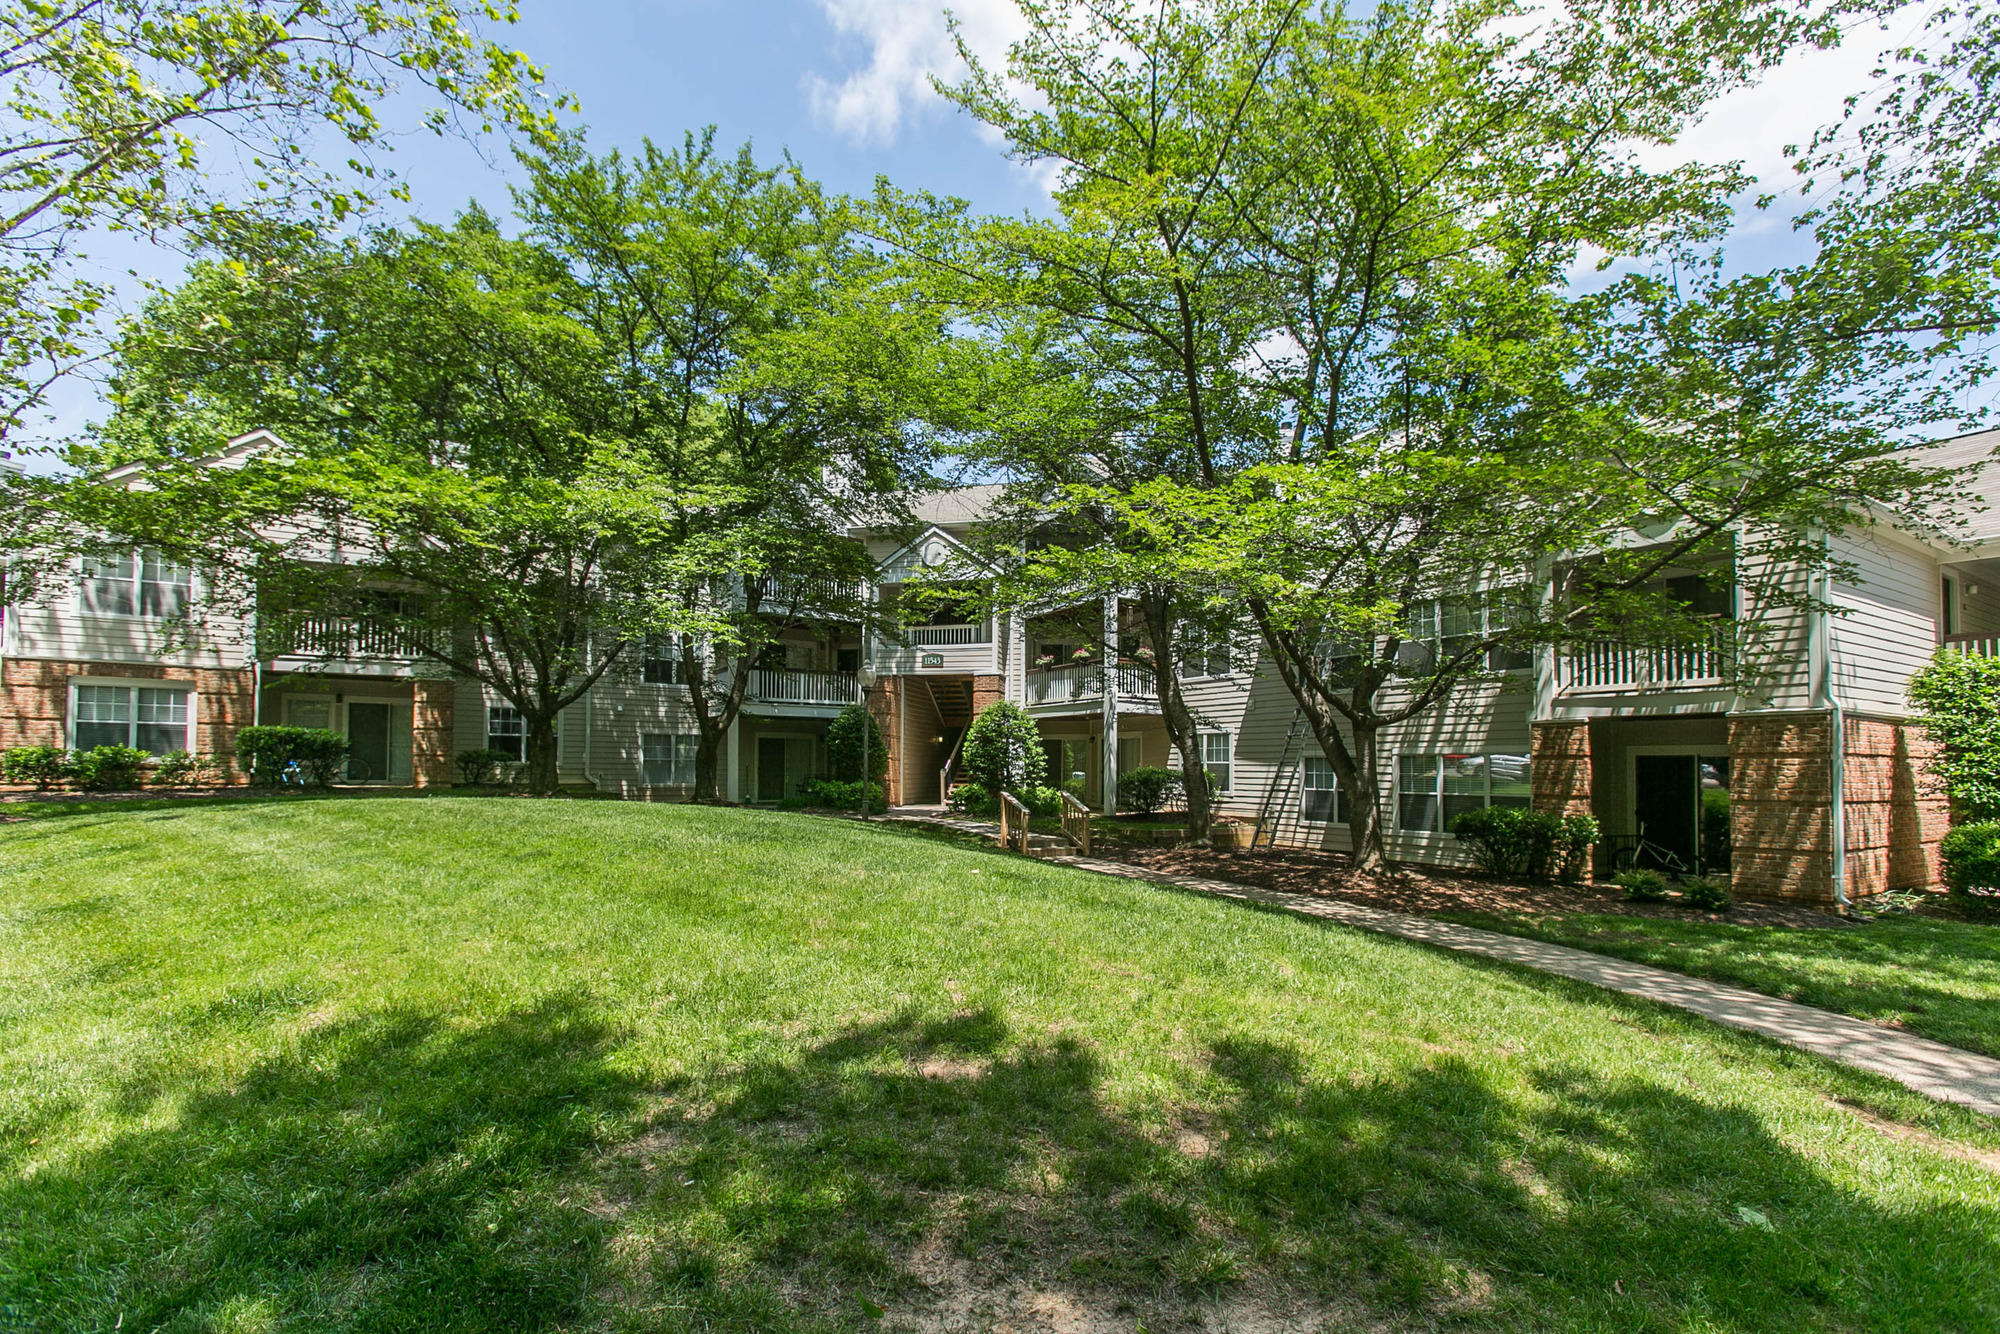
[747,667,860,707]
[261,613,442,666]
[1560,627,1733,694]
[1025,661,1160,709]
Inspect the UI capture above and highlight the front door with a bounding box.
[757,737,788,802]
[1634,754,1699,872]
[346,702,392,783]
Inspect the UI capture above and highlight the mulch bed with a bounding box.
[1096,841,1860,930]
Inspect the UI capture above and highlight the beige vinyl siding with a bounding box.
[4,563,250,669]
[1829,530,1943,716]
[1733,542,1815,712]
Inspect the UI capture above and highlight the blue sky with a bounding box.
[22,0,1935,458]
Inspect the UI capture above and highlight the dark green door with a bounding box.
[1634,754,1698,872]
[346,702,391,782]
[757,737,787,802]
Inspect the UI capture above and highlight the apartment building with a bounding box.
[4,431,1990,905]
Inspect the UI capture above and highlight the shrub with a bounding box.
[153,750,225,788]
[1021,784,1065,817]
[1,744,69,791]
[1910,650,2000,821]
[1679,875,1732,911]
[1452,806,1565,879]
[1940,821,2000,896]
[960,701,1046,795]
[825,704,889,783]
[791,777,886,813]
[1554,814,1599,883]
[947,783,996,816]
[455,747,515,786]
[1119,766,1181,816]
[236,725,348,786]
[69,745,150,792]
[1616,867,1672,902]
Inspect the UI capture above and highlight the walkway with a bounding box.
[879,812,2000,1118]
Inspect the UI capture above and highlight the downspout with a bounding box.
[582,631,602,794]
[1810,534,1850,910]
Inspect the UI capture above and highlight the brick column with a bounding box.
[868,677,902,805]
[194,667,257,781]
[970,674,1004,716]
[411,679,455,788]
[1729,713,1834,903]
[1843,717,1949,897]
[1529,720,1592,818]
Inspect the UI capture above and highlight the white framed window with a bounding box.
[1301,755,1351,824]
[71,682,192,755]
[487,705,526,761]
[1180,624,1232,678]
[1943,574,1962,636]
[642,733,699,786]
[1404,591,1533,673]
[1398,752,1533,833]
[80,549,189,619]
[642,634,684,685]
[1200,731,1233,794]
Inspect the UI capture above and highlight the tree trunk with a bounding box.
[1342,720,1387,870]
[524,716,561,796]
[692,732,723,803]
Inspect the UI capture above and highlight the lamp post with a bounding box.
[856,664,879,817]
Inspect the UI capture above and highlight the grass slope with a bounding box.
[1444,906,2000,1059]
[2,795,1997,1333]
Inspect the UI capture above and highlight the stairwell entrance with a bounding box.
[898,674,977,805]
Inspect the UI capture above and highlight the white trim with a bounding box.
[66,677,197,754]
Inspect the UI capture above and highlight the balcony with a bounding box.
[909,623,990,646]
[1025,662,1160,708]
[1945,633,2000,658]
[263,614,440,663]
[1561,630,1732,693]
[748,668,859,707]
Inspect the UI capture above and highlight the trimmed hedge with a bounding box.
[1941,821,2000,896]
[236,726,348,787]
[1451,806,1598,883]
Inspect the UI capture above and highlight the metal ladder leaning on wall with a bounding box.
[1249,705,1309,852]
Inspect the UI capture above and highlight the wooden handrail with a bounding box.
[1058,791,1092,856]
[998,790,1030,855]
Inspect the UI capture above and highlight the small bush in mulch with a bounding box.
[1678,876,1731,911]
[1616,868,1673,902]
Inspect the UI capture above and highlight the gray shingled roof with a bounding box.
[1912,428,2000,543]
[906,483,1008,527]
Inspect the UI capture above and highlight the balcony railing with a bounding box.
[749,668,859,706]
[1562,630,1732,692]
[909,623,990,646]
[1946,633,2000,658]
[265,614,438,661]
[1026,662,1160,706]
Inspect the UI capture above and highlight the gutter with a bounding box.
[1810,534,1850,911]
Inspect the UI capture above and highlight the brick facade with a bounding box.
[1730,713,1836,902]
[1529,720,1593,819]
[971,674,1005,717]
[0,658,256,776]
[867,676,902,805]
[1841,716,1948,898]
[411,679,455,788]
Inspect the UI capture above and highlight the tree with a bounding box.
[960,700,1047,796]
[0,0,566,453]
[826,703,888,788]
[919,0,1965,867]
[514,133,940,799]
[1910,649,2000,822]
[73,214,719,795]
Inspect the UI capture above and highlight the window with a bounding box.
[1398,752,1533,833]
[1301,755,1350,824]
[72,683,191,755]
[1944,575,1962,636]
[642,635,684,685]
[1404,591,1534,673]
[1180,625,1231,678]
[642,733,698,786]
[837,646,861,674]
[80,550,190,618]
[487,705,526,761]
[1200,732,1233,794]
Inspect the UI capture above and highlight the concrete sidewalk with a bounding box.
[1033,852,2000,1118]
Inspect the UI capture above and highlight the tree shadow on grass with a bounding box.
[7,1000,1998,1333]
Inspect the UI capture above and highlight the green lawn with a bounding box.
[1444,905,2000,1059]
[3,797,1998,1333]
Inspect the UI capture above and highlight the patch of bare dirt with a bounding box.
[1099,843,1857,929]
[1830,1098,2000,1174]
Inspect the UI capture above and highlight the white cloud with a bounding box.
[804,0,1027,145]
